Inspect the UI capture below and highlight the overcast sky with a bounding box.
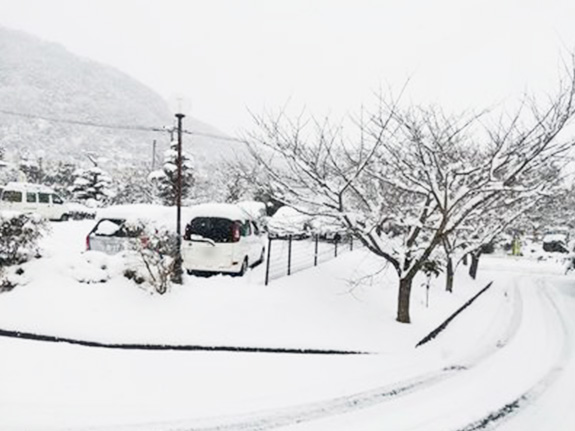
[1,0,575,135]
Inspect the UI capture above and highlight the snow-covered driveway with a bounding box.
[0,222,573,430]
[270,267,575,431]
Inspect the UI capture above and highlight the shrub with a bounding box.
[124,221,178,294]
[0,212,48,266]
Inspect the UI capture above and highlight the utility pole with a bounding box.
[172,113,185,284]
[151,140,157,171]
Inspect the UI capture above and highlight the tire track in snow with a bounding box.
[175,284,524,431]
[452,278,573,431]
[453,284,523,368]
[83,284,525,431]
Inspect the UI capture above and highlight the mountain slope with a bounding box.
[0,27,243,168]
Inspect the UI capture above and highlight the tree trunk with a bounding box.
[469,252,481,279]
[445,257,454,293]
[396,276,413,324]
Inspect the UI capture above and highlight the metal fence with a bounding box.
[264,235,357,285]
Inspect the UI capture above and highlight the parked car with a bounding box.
[86,205,174,254]
[0,182,70,221]
[542,231,570,253]
[182,203,266,276]
[307,215,348,241]
[266,206,312,239]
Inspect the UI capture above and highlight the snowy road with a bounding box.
[0,271,572,430]
[116,268,574,431]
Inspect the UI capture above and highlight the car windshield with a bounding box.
[187,217,234,243]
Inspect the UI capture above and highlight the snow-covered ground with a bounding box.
[0,221,573,430]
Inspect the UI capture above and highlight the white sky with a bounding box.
[1,0,575,135]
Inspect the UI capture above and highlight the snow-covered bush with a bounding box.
[123,221,178,294]
[0,267,15,293]
[0,212,48,266]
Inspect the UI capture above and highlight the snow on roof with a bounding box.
[271,206,310,223]
[267,206,311,233]
[542,233,568,243]
[95,203,253,231]
[97,204,172,221]
[184,203,252,221]
[236,200,266,218]
[4,182,55,194]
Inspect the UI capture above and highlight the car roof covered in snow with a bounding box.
[95,205,178,230]
[3,182,56,194]
[185,203,253,221]
[236,200,266,218]
[542,233,568,243]
[94,203,253,231]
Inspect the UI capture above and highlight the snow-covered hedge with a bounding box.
[0,211,48,266]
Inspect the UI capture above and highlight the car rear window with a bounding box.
[187,217,235,243]
[92,219,143,238]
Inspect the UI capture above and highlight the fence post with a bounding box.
[314,234,319,266]
[264,237,272,286]
[287,235,292,276]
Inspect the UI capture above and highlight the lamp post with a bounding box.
[172,112,185,284]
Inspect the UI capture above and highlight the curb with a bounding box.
[415,281,494,348]
[0,327,369,355]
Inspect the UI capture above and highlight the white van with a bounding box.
[0,182,70,221]
[182,203,266,276]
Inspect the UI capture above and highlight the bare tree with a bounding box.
[246,64,575,324]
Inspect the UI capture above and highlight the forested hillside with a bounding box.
[0,27,241,168]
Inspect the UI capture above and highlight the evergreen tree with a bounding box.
[71,166,115,207]
[112,168,155,205]
[149,141,194,206]
[19,158,44,183]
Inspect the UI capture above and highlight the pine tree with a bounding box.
[149,141,194,206]
[19,158,44,183]
[112,168,155,205]
[71,167,115,207]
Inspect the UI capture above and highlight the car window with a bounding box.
[92,219,143,238]
[52,194,63,204]
[94,219,123,236]
[27,192,37,203]
[2,190,22,202]
[38,193,50,204]
[187,217,234,243]
[241,220,251,236]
